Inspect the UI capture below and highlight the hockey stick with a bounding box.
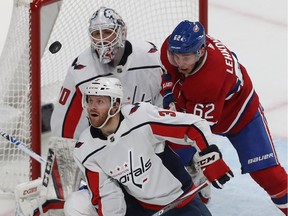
[0,128,46,164]
[0,129,66,214]
[0,129,65,195]
[151,180,210,216]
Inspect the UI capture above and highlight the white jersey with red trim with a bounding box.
[51,40,163,139]
[74,102,215,215]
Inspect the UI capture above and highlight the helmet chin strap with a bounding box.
[96,104,121,129]
[196,49,201,59]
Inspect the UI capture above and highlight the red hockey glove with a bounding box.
[194,145,234,189]
[162,73,175,109]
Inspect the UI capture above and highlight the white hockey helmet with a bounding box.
[84,77,123,104]
[88,7,127,64]
[83,77,123,128]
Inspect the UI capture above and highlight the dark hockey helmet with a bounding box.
[168,20,206,56]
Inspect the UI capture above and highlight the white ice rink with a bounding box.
[0,0,287,215]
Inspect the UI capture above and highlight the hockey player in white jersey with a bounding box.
[64,77,234,216]
[51,6,163,139]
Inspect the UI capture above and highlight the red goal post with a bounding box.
[0,0,208,193]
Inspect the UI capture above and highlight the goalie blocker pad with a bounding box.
[15,137,81,216]
[14,179,64,216]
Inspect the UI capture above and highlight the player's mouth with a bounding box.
[90,112,99,118]
[178,68,190,74]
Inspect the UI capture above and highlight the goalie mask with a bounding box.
[89,7,127,64]
[83,77,123,128]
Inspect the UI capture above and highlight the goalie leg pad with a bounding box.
[250,165,288,214]
[33,199,65,216]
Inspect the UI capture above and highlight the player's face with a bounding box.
[87,95,111,128]
[91,28,118,63]
[172,53,198,75]
[91,29,117,45]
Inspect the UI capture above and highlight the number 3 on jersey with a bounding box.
[59,87,71,105]
[158,110,176,117]
[193,103,215,120]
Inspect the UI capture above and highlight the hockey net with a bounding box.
[0,0,207,194]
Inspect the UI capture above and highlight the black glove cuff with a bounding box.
[199,144,222,158]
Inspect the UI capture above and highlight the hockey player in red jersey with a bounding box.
[161,20,287,214]
[64,77,233,216]
[51,6,163,139]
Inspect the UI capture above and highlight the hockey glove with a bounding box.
[194,145,234,189]
[162,73,175,109]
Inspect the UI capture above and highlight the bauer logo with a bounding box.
[247,153,274,164]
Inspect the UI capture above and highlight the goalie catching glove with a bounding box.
[193,144,234,189]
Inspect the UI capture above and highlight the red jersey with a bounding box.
[161,35,260,135]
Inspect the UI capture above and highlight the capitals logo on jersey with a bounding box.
[129,103,140,115]
[72,57,86,70]
[75,141,84,148]
[147,42,158,53]
[111,150,152,189]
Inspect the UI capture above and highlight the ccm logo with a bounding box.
[23,187,37,195]
[198,155,216,166]
[43,148,55,187]
[197,152,220,167]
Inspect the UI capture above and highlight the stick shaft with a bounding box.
[0,129,46,164]
[152,180,210,216]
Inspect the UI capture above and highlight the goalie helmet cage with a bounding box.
[0,0,208,193]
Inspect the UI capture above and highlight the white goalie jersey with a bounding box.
[51,40,163,139]
[74,102,215,215]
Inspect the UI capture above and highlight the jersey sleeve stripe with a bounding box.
[150,123,209,150]
[62,87,83,138]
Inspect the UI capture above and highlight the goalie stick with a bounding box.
[0,129,58,188]
[0,129,66,213]
[0,128,46,164]
[151,180,210,216]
